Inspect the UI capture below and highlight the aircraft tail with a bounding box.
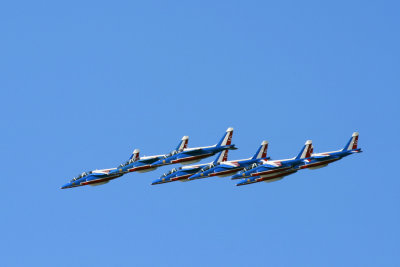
[129,149,140,162]
[176,136,189,152]
[295,140,313,159]
[342,132,359,151]
[252,141,269,159]
[216,127,234,147]
[213,149,229,164]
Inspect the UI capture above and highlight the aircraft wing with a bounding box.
[178,149,204,157]
[139,156,164,164]
[219,162,241,169]
[311,155,340,160]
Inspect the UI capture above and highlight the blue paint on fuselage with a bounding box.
[303,148,362,168]
[189,157,268,180]
[151,164,208,185]
[151,144,237,166]
[231,157,306,179]
[61,169,123,189]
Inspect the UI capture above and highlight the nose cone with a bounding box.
[151,177,168,185]
[232,172,248,180]
[230,145,238,150]
[189,173,201,180]
[60,182,72,189]
[231,173,243,179]
[236,178,252,186]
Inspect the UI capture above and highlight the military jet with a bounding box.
[61,148,165,189]
[188,140,269,181]
[235,140,313,186]
[151,127,237,167]
[151,150,228,185]
[60,168,124,189]
[300,132,362,170]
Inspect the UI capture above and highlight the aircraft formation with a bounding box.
[60,128,362,189]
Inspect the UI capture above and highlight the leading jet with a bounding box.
[235,140,314,186]
[300,132,362,170]
[61,148,167,189]
[151,128,237,167]
[60,168,125,189]
[188,140,269,181]
[151,149,229,185]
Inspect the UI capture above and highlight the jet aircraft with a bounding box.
[300,132,362,170]
[61,148,165,189]
[151,150,229,185]
[151,128,237,167]
[235,140,313,186]
[188,140,269,181]
[60,168,124,189]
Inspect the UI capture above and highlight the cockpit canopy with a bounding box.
[201,163,215,172]
[71,171,92,182]
[244,162,261,172]
[120,158,135,167]
[164,150,178,159]
[161,168,179,177]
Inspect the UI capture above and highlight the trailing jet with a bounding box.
[151,150,229,185]
[235,140,313,186]
[61,148,165,189]
[300,132,362,170]
[188,141,269,181]
[151,128,237,167]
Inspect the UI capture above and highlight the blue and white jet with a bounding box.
[151,128,237,167]
[188,141,269,181]
[60,168,125,189]
[235,140,314,186]
[61,149,165,189]
[300,132,362,170]
[151,150,229,185]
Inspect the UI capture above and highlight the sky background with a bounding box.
[1,0,399,266]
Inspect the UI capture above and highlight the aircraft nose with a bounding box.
[189,173,200,180]
[60,182,71,189]
[151,180,160,185]
[236,181,245,186]
[236,179,250,186]
[231,173,242,179]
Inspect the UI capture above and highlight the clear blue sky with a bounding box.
[1,0,399,266]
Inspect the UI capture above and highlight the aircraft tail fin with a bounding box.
[252,141,269,159]
[176,136,189,152]
[129,149,140,162]
[216,127,234,147]
[342,132,359,151]
[295,140,313,159]
[213,149,229,164]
